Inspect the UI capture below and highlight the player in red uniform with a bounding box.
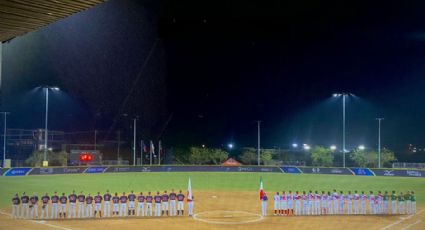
[177,190,185,216]
[169,189,177,216]
[86,193,94,218]
[21,192,30,219]
[68,190,77,218]
[120,192,128,217]
[128,191,136,216]
[162,191,170,216]
[104,190,112,217]
[137,192,145,216]
[94,192,103,217]
[112,192,120,216]
[77,191,85,218]
[41,193,50,219]
[154,191,162,217]
[51,192,59,219]
[12,193,20,219]
[145,192,153,216]
[29,193,39,219]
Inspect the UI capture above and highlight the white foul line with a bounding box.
[0,210,72,230]
[379,209,424,230]
[400,220,422,230]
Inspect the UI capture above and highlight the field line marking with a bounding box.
[379,209,425,230]
[400,220,422,230]
[1,210,72,230]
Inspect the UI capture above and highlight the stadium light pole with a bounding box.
[376,118,384,168]
[333,92,350,168]
[257,120,261,166]
[133,117,137,166]
[43,86,60,165]
[1,112,10,168]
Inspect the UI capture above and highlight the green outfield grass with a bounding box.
[0,172,423,209]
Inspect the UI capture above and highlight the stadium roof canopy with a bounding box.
[0,0,106,42]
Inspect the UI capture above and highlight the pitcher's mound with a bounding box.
[193,210,264,224]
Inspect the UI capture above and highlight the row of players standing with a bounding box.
[263,190,416,216]
[11,189,195,219]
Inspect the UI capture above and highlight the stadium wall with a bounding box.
[1,166,424,178]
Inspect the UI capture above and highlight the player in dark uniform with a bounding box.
[162,191,169,216]
[41,193,50,219]
[154,191,162,217]
[177,190,185,216]
[120,192,128,217]
[169,189,177,216]
[68,190,77,218]
[146,192,153,216]
[30,193,39,219]
[128,191,136,216]
[86,193,94,218]
[112,193,120,216]
[59,192,67,218]
[51,192,59,219]
[94,192,103,218]
[21,192,30,219]
[104,190,112,217]
[137,192,145,216]
[77,191,85,218]
[12,193,20,218]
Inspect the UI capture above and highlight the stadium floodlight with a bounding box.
[41,86,60,166]
[358,145,365,150]
[332,92,353,168]
[303,144,311,150]
[228,143,234,149]
[330,145,337,151]
[292,143,298,148]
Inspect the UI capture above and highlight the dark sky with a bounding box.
[2,0,425,155]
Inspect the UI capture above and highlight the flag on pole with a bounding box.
[187,177,193,200]
[158,140,162,165]
[150,140,155,155]
[142,140,148,153]
[259,177,264,200]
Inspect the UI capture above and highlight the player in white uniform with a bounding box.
[273,192,280,215]
[154,192,162,217]
[261,193,268,216]
[287,191,294,215]
[307,191,314,215]
[314,191,321,215]
[368,191,375,214]
[146,192,154,216]
[176,190,185,216]
[353,191,360,214]
[85,194,94,218]
[302,191,308,215]
[112,193,120,216]
[346,191,352,214]
[280,191,287,215]
[294,191,301,215]
[383,191,389,214]
[332,190,339,215]
[411,191,416,214]
[119,192,128,217]
[320,191,326,215]
[327,191,333,215]
[339,191,344,214]
[169,189,177,216]
[12,194,20,218]
[375,191,382,214]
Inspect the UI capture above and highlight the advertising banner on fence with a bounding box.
[350,168,374,176]
[0,168,3,176]
[372,169,425,177]
[85,167,108,173]
[105,166,282,173]
[4,168,32,176]
[301,167,353,175]
[29,167,88,175]
[281,166,302,174]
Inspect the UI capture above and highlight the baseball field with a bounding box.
[0,172,424,230]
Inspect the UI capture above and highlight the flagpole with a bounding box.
[140,140,143,166]
[158,140,161,166]
[150,140,153,166]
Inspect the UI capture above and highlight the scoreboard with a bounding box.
[69,150,101,166]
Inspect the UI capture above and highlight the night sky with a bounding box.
[2,0,425,156]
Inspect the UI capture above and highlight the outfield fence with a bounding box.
[1,165,424,178]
